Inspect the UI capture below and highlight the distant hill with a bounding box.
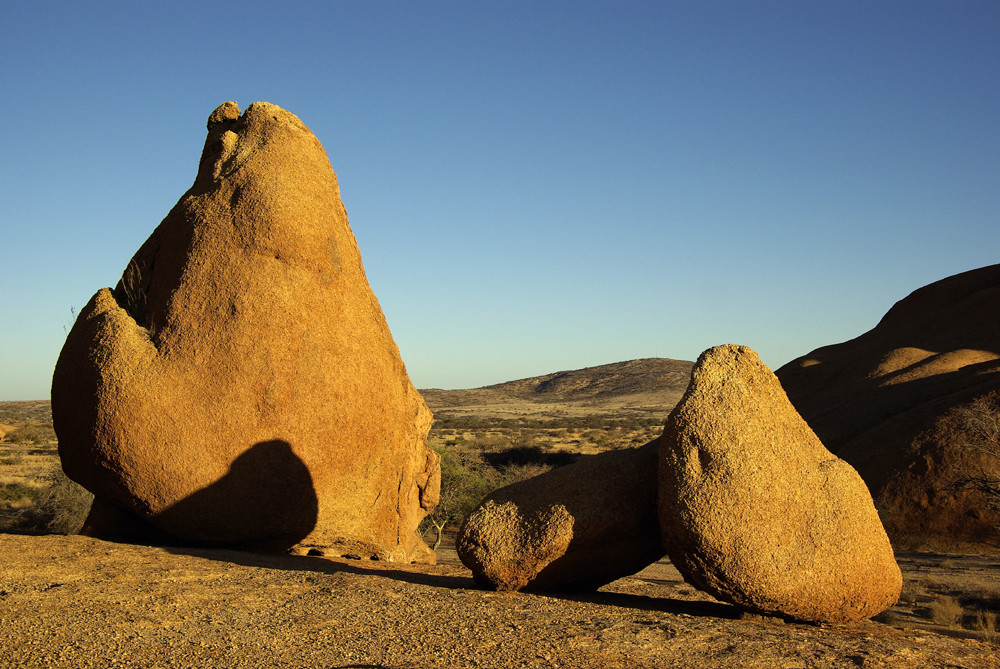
[420,358,694,418]
[483,358,694,400]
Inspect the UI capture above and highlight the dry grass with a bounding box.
[0,481,42,505]
[974,608,998,642]
[892,552,1000,643]
[0,402,85,533]
[928,595,964,627]
[427,418,663,459]
[0,450,24,467]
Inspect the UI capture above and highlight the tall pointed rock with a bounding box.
[52,102,439,562]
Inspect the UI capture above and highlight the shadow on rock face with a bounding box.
[83,439,318,552]
[157,439,319,550]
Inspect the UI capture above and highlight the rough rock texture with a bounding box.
[457,440,665,591]
[51,101,439,562]
[457,500,574,591]
[776,264,1000,549]
[659,345,902,624]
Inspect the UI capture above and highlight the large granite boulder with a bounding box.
[52,101,440,562]
[659,345,901,623]
[457,440,665,591]
[776,265,1000,549]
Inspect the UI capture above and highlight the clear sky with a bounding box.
[1,1,998,400]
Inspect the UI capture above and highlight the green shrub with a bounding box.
[419,447,556,548]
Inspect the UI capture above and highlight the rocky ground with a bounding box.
[3,396,998,667]
[1,533,997,668]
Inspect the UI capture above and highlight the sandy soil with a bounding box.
[1,533,997,668]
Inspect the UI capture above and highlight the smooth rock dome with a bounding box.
[776,264,1000,549]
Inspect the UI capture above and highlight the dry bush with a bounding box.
[966,579,1000,604]
[15,466,93,535]
[974,609,998,642]
[895,582,919,607]
[7,425,56,445]
[497,462,553,482]
[482,445,578,469]
[470,433,513,451]
[952,394,1000,517]
[0,482,41,506]
[0,450,24,467]
[928,596,965,628]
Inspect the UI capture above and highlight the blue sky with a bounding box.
[1,1,998,400]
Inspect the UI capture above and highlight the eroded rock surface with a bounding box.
[52,101,439,562]
[659,345,901,623]
[457,500,574,591]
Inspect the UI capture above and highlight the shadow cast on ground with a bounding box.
[164,544,477,590]
[555,590,741,619]
[163,543,740,620]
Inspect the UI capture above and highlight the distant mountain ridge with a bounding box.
[481,358,693,400]
[420,358,694,414]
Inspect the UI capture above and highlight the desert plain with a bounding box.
[2,372,999,668]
